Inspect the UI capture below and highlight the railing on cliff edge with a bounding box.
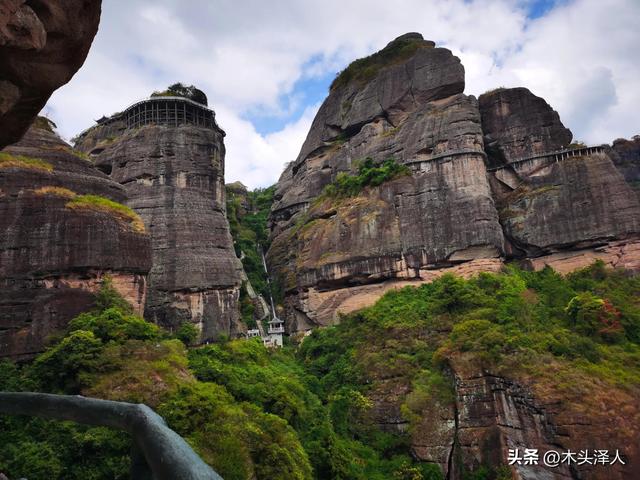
[485,144,607,173]
[74,96,224,142]
[0,392,223,480]
[269,144,607,216]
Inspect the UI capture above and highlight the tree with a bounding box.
[151,83,208,105]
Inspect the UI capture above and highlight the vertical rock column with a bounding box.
[77,106,244,340]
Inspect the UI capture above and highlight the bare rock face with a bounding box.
[477,87,640,260]
[494,153,640,257]
[412,357,638,480]
[268,34,504,330]
[0,0,101,148]
[0,121,151,359]
[76,104,244,340]
[608,135,640,195]
[479,87,573,166]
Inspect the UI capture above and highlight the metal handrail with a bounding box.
[75,96,221,140]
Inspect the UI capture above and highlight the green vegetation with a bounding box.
[0,279,311,480]
[226,184,276,299]
[2,262,639,479]
[239,282,257,328]
[320,157,410,199]
[331,36,432,91]
[66,194,145,233]
[298,261,640,477]
[33,186,76,198]
[480,86,507,97]
[151,82,208,106]
[0,152,53,172]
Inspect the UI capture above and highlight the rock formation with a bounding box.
[478,87,572,166]
[0,0,101,148]
[268,33,640,332]
[268,34,505,331]
[0,119,151,359]
[608,135,640,196]
[265,32,640,480]
[404,357,637,480]
[75,96,245,340]
[479,88,640,263]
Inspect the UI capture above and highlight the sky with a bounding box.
[44,0,640,189]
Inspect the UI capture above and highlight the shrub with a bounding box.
[176,323,199,346]
[28,330,104,393]
[331,36,432,91]
[66,194,145,232]
[566,292,624,342]
[69,307,160,344]
[0,152,53,172]
[151,82,208,106]
[321,157,410,199]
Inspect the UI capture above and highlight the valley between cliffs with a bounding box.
[1,20,640,480]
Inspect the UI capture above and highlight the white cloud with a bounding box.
[220,103,319,189]
[44,0,639,188]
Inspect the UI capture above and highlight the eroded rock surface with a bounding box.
[76,105,244,340]
[268,34,505,330]
[0,0,101,148]
[608,135,640,195]
[0,121,151,359]
[479,87,573,166]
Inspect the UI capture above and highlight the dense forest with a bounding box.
[2,260,639,480]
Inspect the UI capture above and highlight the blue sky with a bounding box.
[244,0,561,137]
[46,0,640,188]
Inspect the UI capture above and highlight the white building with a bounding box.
[263,316,284,348]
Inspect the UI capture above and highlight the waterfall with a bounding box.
[259,244,278,320]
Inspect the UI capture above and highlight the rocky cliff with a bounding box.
[0,119,151,359]
[478,87,572,166]
[479,88,640,268]
[75,98,245,340]
[268,34,505,331]
[608,135,640,196]
[267,33,640,332]
[0,0,101,148]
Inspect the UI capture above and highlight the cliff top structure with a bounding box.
[75,94,223,152]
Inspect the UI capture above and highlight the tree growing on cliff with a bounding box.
[151,83,208,106]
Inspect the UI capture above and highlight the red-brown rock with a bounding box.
[0,0,101,148]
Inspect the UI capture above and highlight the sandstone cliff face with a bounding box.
[268,34,505,330]
[494,153,640,257]
[411,358,637,480]
[0,0,101,148]
[608,135,640,195]
[478,87,573,166]
[478,88,640,260]
[76,110,245,340]
[0,121,151,359]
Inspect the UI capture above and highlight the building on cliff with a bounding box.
[75,94,245,341]
[266,32,640,333]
